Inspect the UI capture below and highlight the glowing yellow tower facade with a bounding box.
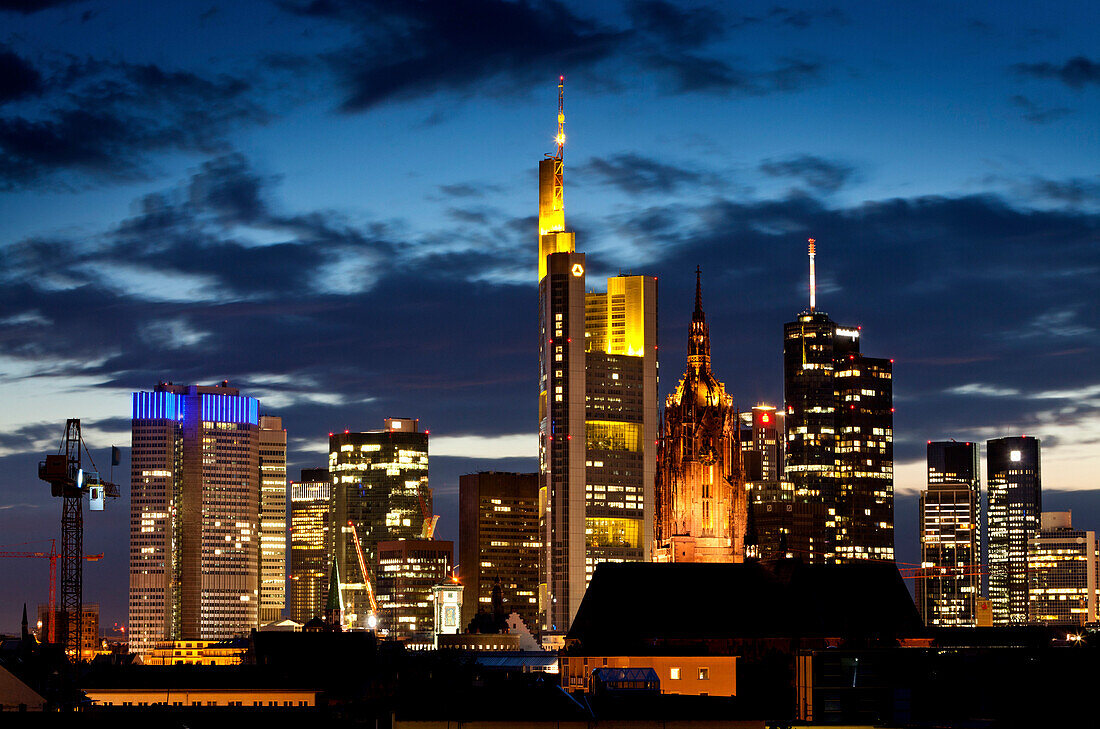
[538,79,657,632]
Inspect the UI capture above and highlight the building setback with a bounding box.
[537,80,657,631]
[655,271,744,563]
[288,468,332,624]
[917,441,980,626]
[328,418,429,631]
[1027,511,1097,625]
[986,435,1041,625]
[128,382,261,657]
[782,243,893,563]
[258,416,287,624]
[376,539,453,649]
[458,472,540,630]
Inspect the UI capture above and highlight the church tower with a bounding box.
[655,270,745,563]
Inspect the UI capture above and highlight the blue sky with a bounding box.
[1,0,1099,630]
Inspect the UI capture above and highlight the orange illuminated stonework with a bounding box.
[655,271,745,563]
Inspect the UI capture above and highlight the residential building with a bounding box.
[987,435,1041,624]
[916,441,980,626]
[458,472,540,630]
[375,540,453,648]
[1027,511,1097,625]
[329,418,429,631]
[128,383,261,657]
[537,79,657,631]
[655,271,744,563]
[783,243,893,563]
[258,416,287,624]
[289,468,332,624]
[37,604,98,662]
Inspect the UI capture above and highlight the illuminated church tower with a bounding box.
[538,78,657,631]
[655,270,745,563]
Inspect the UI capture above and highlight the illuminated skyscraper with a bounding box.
[258,416,287,624]
[537,79,658,630]
[289,468,331,624]
[376,539,453,649]
[459,472,540,630]
[1028,511,1097,625]
[128,382,261,657]
[917,441,980,626]
[783,243,893,563]
[987,435,1041,624]
[329,418,430,631]
[655,271,743,563]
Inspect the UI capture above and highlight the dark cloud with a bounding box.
[0,60,267,189]
[0,0,88,13]
[1009,94,1073,124]
[279,0,625,111]
[643,53,824,95]
[1027,176,1100,206]
[758,154,855,192]
[1013,56,1100,89]
[579,152,715,194]
[626,0,724,47]
[0,47,43,104]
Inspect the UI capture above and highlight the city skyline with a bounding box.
[3,1,1100,632]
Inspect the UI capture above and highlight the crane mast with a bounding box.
[347,521,379,621]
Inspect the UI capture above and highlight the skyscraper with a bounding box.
[783,242,894,563]
[537,79,657,631]
[987,435,1041,624]
[917,441,980,626]
[128,382,261,657]
[258,415,287,624]
[329,417,430,631]
[289,468,331,624]
[655,271,744,563]
[459,472,540,630]
[376,539,453,649]
[1028,511,1098,626]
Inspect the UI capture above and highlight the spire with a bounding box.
[687,268,711,372]
[324,560,343,629]
[556,75,565,161]
[21,603,29,640]
[808,238,816,312]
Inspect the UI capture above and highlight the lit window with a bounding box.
[670,667,681,680]
[698,667,709,680]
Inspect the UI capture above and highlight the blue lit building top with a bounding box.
[132,389,259,425]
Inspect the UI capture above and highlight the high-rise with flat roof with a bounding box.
[537,79,657,631]
[917,441,980,626]
[783,243,893,563]
[376,539,453,649]
[128,382,261,657]
[289,468,331,624]
[329,418,429,631]
[1028,511,1098,625]
[987,435,1041,625]
[258,416,287,624]
[459,472,540,630]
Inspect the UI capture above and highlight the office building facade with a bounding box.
[655,272,744,563]
[1027,511,1096,625]
[783,246,893,563]
[288,468,332,624]
[329,418,429,631]
[459,472,540,630]
[128,382,261,657]
[376,539,453,649]
[258,416,287,624]
[987,435,1041,624]
[917,441,980,626]
[537,81,657,631]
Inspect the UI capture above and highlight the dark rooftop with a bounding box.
[567,559,922,652]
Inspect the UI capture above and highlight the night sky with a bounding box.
[2,1,1099,632]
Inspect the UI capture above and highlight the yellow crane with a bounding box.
[347,521,378,629]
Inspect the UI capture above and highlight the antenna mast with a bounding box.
[808,238,817,312]
[556,75,565,160]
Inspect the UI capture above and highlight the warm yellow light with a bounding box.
[556,134,565,145]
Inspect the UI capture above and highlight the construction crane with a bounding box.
[347,521,379,629]
[417,484,439,539]
[37,419,120,660]
[0,539,102,643]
